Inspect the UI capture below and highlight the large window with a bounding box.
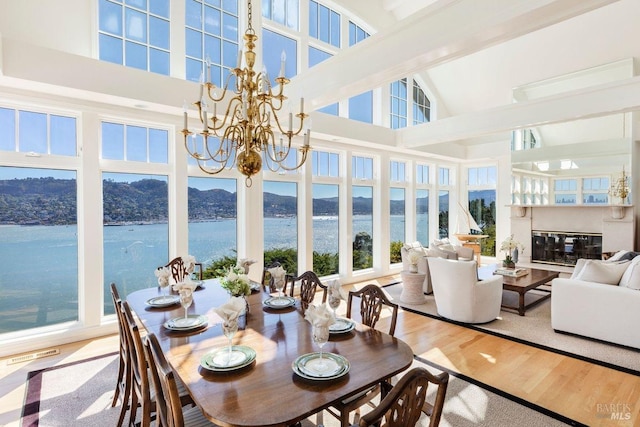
[308,47,338,115]
[554,179,577,204]
[348,22,372,123]
[390,187,405,262]
[99,0,170,75]
[312,184,339,275]
[0,167,78,333]
[188,177,238,275]
[185,0,239,85]
[102,172,168,313]
[262,29,297,86]
[413,80,431,124]
[468,166,497,256]
[263,180,298,275]
[353,186,373,271]
[583,177,609,204]
[416,189,429,245]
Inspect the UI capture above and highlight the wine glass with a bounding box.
[274,276,285,299]
[178,288,193,322]
[222,319,239,366]
[312,324,330,372]
[328,295,340,318]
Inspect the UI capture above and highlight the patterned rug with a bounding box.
[20,351,578,426]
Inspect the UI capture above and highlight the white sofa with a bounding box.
[551,254,640,349]
[427,257,503,324]
[400,240,475,294]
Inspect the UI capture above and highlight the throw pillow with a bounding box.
[618,251,640,262]
[427,247,458,260]
[575,260,629,285]
[570,258,588,279]
[607,250,629,262]
[619,256,640,290]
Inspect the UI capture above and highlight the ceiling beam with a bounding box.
[289,0,619,111]
[400,76,640,148]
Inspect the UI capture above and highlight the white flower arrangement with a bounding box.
[219,265,251,297]
[500,234,524,265]
[408,249,422,265]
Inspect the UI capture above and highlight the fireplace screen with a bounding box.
[531,231,602,266]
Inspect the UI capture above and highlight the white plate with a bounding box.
[329,318,356,334]
[263,296,296,309]
[292,352,350,380]
[146,295,181,307]
[163,314,208,331]
[201,345,256,371]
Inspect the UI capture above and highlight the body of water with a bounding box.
[0,214,427,332]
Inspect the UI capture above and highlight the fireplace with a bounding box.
[531,231,602,266]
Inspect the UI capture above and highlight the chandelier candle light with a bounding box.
[182,0,311,187]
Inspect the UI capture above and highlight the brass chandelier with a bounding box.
[182,0,311,187]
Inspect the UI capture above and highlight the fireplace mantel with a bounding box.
[509,205,635,264]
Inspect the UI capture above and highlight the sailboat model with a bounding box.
[454,202,488,242]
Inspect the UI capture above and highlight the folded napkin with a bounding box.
[183,254,197,273]
[327,279,342,300]
[155,266,171,287]
[213,296,246,324]
[304,303,336,328]
[172,276,198,293]
[267,266,287,281]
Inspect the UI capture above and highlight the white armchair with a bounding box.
[427,257,503,324]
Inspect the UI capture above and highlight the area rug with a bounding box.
[383,282,640,375]
[21,352,578,426]
[21,352,121,427]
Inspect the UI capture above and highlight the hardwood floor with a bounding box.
[1,275,638,426]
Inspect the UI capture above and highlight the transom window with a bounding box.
[416,164,429,185]
[583,177,609,204]
[352,156,373,180]
[101,122,168,163]
[438,167,450,186]
[390,161,406,182]
[263,0,299,30]
[99,0,171,75]
[554,178,577,204]
[0,107,77,156]
[312,150,339,177]
[309,1,340,47]
[413,80,431,124]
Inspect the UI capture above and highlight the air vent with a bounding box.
[7,348,60,365]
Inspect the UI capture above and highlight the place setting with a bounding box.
[327,280,356,335]
[200,296,256,372]
[292,304,350,381]
[162,282,208,331]
[146,266,181,308]
[263,265,296,310]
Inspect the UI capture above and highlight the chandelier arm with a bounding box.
[275,146,311,171]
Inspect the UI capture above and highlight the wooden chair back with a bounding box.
[109,283,131,426]
[287,270,327,306]
[347,284,398,336]
[358,367,449,427]
[165,257,188,283]
[144,332,184,427]
[122,300,154,427]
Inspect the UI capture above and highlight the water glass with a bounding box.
[312,325,330,371]
[179,288,193,320]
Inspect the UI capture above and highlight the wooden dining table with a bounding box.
[126,279,414,427]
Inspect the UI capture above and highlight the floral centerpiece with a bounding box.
[408,249,422,273]
[219,265,252,297]
[500,234,524,268]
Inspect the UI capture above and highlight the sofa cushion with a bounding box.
[620,256,640,290]
[427,247,458,260]
[575,259,629,285]
[607,250,630,262]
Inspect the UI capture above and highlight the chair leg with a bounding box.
[128,392,139,427]
[341,409,351,427]
[111,352,125,407]
[115,379,130,427]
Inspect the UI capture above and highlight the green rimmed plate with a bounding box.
[329,318,356,334]
[263,296,296,309]
[292,352,350,380]
[163,314,208,331]
[201,345,256,371]
[146,295,180,307]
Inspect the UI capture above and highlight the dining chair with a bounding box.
[287,270,327,307]
[358,367,449,427]
[326,284,399,426]
[121,301,194,426]
[164,257,188,283]
[109,283,132,427]
[144,332,218,427]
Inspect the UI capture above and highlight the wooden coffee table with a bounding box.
[499,268,560,316]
